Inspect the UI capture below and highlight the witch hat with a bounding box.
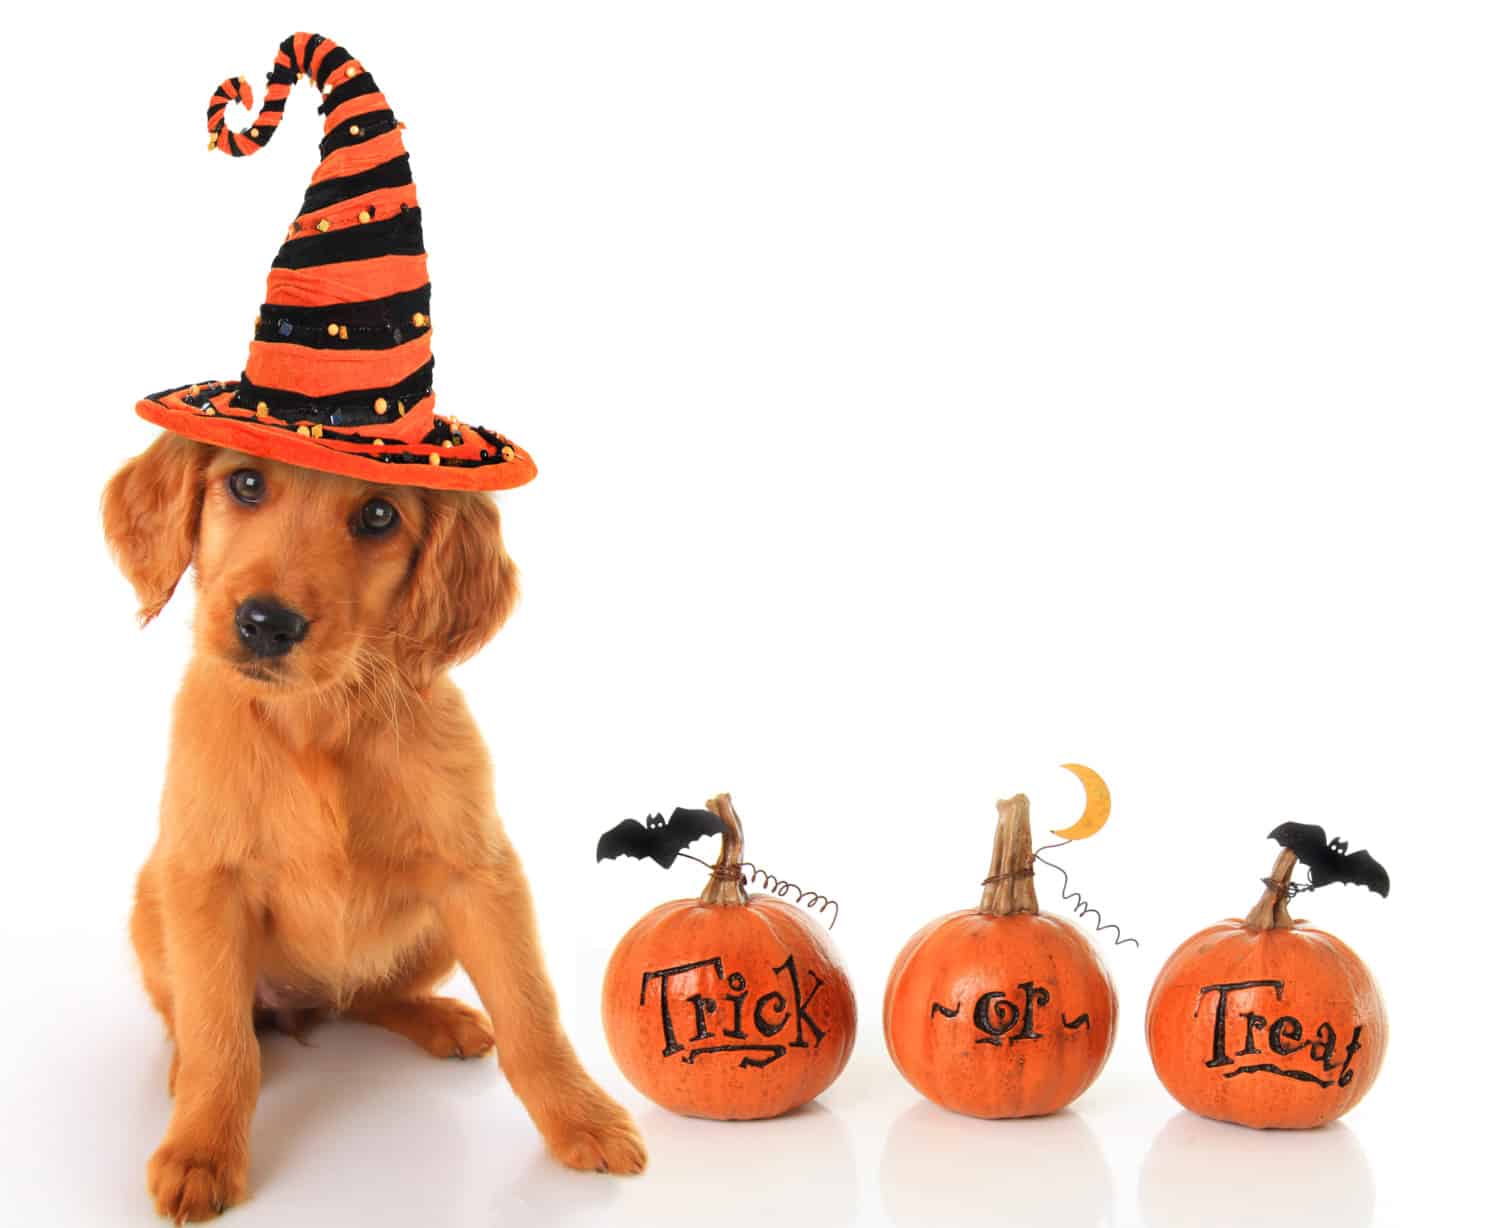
[135,32,536,491]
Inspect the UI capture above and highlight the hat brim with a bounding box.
[137,382,536,492]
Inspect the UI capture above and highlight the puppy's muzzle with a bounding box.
[235,596,310,659]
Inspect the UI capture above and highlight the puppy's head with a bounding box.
[102,435,518,694]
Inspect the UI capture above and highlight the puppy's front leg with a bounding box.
[147,869,260,1221]
[439,851,646,1174]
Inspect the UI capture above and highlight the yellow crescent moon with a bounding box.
[1052,763,1111,840]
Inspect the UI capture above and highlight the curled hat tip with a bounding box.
[206,67,286,158]
[204,35,357,159]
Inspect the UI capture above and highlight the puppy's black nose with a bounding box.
[235,597,309,658]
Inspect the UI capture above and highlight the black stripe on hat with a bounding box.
[319,73,380,117]
[261,96,288,114]
[368,451,511,470]
[206,86,232,121]
[256,285,432,350]
[267,61,296,87]
[316,45,353,87]
[300,34,326,76]
[318,110,397,158]
[299,155,412,215]
[273,207,424,270]
[146,380,233,403]
[229,358,436,428]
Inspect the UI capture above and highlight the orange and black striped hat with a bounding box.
[136,32,536,491]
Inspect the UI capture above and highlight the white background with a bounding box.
[2,2,1495,1224]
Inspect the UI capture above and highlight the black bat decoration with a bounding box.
[1267,822,1390,897]
[596,807,727,869]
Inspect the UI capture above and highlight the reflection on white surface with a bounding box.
[244,1029,473,1227]
[880,1101,1113,1227]
[1138,1111,1375,1228]
[495,1099,859,1227]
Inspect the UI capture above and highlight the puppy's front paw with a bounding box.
[542,1094,647,1175]
[148,1139,247,1222]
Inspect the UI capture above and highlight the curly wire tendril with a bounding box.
[1269,874,1317,900]
[681,853,839,928]
[1026,840,1141,948]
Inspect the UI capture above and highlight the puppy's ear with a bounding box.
[396,492,519,686]
[102,433,210,625]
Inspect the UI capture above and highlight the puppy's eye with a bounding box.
[227,469,266,505]
[357,498,400,536]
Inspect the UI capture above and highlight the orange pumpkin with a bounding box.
[1146,846,1388,1129]
[602,793,857,1120]
[883,795,1117,1118]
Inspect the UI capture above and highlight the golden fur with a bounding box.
[103,435,645,1222]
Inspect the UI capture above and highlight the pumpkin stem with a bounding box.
[1245,847,1299,930]
[699,792,750,907]
[978,794,1040,916]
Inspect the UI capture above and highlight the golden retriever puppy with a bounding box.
[103,435,645,1222]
